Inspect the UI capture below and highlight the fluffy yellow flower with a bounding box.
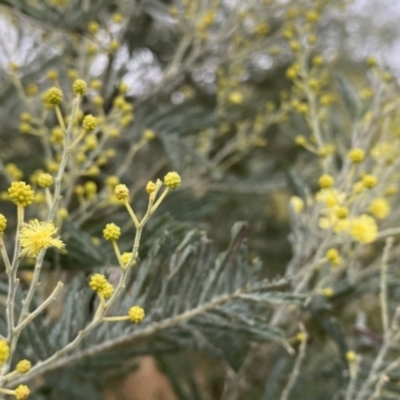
[335,218,350,233]
[319,212,350,232]
[290,196,304,213]
[19,220,65,257]
[316,189,345,208]
[369,198,390,219]
[326,248,341,266]
[14,385,30,400]
[350,215,378,244]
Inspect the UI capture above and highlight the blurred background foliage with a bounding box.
[1,0,400,399]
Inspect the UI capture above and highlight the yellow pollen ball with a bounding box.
[369,198,390,219]
[42,87,63,106]
[290,196,304,213]
[128,306,145,323]
[295,135,306,146]
[8,181,35,207]
[16,359,32,374]
[325,248,341,265]
[348,148,365,163]
[362,175,377,189]
[0,340,10,365]
[89,274,108,292]
[82,115,98,132]
[346,350,357,363]
[114,184,129,200]
[14,385,30,400]
[322,287,334,297]
[228,91,244,104]
[103,223,121,241]
[72,79,87,95]
[146,181,157,194]
[319,174,334,189]
[164,172,181,189]
[0,213,7,233]
[121,252,134,267]
[101,282,114,299]
[335,206,349,219]
[37,173,54,188]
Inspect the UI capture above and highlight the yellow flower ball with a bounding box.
[295,135,306,146]
[0,340,10,365]
[312,55,324,66]
[14,385,30,400]
[319,174,334,189]
[42,87,63,106]
[6,164,23,180]
[290,196,304,213]
[346,350,357,363]
[72,79,87,95]
[16,359,32,374]
[67,69,79,79]
[369,198,390,219]
[20,112,31,122]
[57,208,69,220]
[103,223,121,241]
[128,306,145,323]
[37,173,54,188]
[350,215,378,244]
[89,274,108,292]
[362,174,377,189]
[164,172,181,189]
[306,10,320,22]
[26,84,38,96]
[0,213,7,233]
[88,21,100,34]
[8,181,35,207]
[50,127,64,145]
[82,115,98,132]
[84,135,98,151]
[121,252,134,267]
[19,123,31,134]
[146,181,157,194]
[84,181,97,197]
[109,40,120,52]
[366,56,377,67]
[143,129,155,141]
[348,148,365,164]
[101,282,114,299]
[109,128,120,138]
[90,80,102,90]
[106,176,120,188]
[114,184,129,200]
[228,91,244,105]
[322,287,334,297]
[325,248,341,266]
[46,69,58,81]
[335,206,349,219]
[92,96,104,107]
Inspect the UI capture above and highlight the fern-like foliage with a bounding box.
[1,222,305,398]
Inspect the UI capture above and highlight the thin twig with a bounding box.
[279,324,308,400]
[380,237,393,334]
